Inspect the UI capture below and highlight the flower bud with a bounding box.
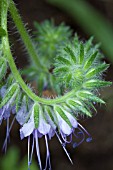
[0,57,7,81]
[0,83,20,108]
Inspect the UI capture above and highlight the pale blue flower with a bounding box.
[0,86,16,151]
[20,109,51,170]
[20,104,92,170]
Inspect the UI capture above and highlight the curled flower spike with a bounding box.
[54,35,111,90]
[0,1,112,169]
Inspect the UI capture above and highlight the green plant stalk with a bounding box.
[1,0,78,105]
[9,0,47,72]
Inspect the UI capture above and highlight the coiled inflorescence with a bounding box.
[54,35,110,90]
[34,20,72,67]
[0,17,112,170]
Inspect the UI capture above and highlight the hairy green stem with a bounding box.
[1,0,78,105]
[9,0,47,72]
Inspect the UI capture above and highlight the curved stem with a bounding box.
[9,0,47,73]
[1,0,77,105]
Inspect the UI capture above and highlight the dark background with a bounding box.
[0,0,113,170]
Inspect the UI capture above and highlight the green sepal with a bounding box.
[73,33,79,48]
[54,66,69,74]
[86,63,109,78]
[84,51,98,69]
[64,46,76,63]
[15,92,22,112]
[44,105,55,123]
[6,74,15,87]
[25,95,29,111]
[67,99,92,117]
[67,98,83,107]
[0,83,20,108]
[84,79,112,89]
[54,105,72,127]
[65,73,72,87]
[85,36,93,52]
[56,56,71,65]
[0,27,6,37]
[61,103,72,112]
[79,43,84,64]
[87,102,97,113]
[20,94,29,111]
[44,105,57,128]
[33,103,40,129]
[77,90,105,104]
[0,57,7,81]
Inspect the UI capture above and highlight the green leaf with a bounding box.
[54,66,69,74]
[66,73,72,87]
[67,98,83,107]
[33,103,40,128]
[86,63,109,78]
[79,43,84,64]
[84,51,98,69]
[77,90,105,104]
[0,27,6,37]
[6,74,15,87]
[84,79,112,88]
[73,33,79,48]
[85,37,94,52]
[54,105,72,127]
[0,83,20,108]
[67,99,92,117]
[64,46,76,63]
[56,56,72,65]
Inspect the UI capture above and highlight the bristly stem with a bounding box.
[1,0,77,105]
[9,0,47,73]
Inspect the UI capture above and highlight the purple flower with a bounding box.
[20,104,51,170]
[20,103,92,170]
[0,85,16,151]
[16,96,32,125]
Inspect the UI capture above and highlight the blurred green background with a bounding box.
[0,0,113,170]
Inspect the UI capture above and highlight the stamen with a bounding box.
[35,130,42,170]
[2,116,15,152]
[29,134,35,164]
[78,123,92,142]
[44,135,52,170]
[73,128,85,148]
[61,132,72,144]
[55,131,73,164]
[28,136,30,169]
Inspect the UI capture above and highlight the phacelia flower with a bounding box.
[0,83,19,151]
[20,103,92,170]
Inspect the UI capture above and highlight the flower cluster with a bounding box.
[34,20,72,67]
[0,11,112,170]
[20,103,92,169]
[22,20,72,95]
[54,35,110,90]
